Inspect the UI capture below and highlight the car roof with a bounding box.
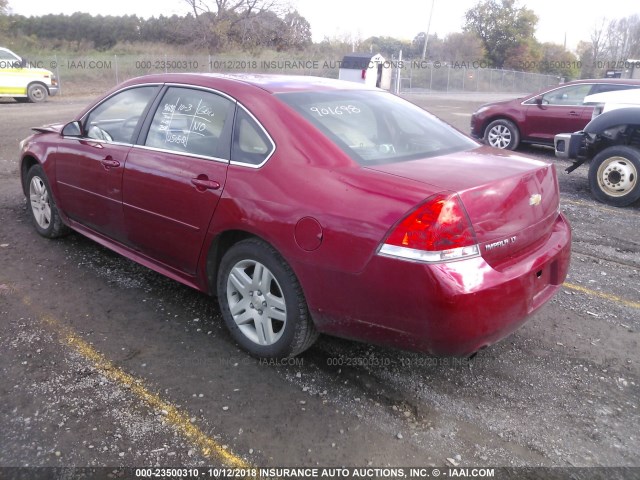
[519,77,640,101]
[532,78,640,94]
[123,73,378,94]
[564,78,640,86]
[218,73,379,93]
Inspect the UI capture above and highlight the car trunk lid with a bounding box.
[368,146,560,265]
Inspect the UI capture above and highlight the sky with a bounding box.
[7,0,640,52]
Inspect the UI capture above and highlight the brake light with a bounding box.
[378,193,480,263]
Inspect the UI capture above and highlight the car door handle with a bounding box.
[568,111,580,116]
[101,157,120,168]
[191,178,221,191]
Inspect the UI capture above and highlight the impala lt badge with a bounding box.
[485,236,517,251]
[529,193,542,206]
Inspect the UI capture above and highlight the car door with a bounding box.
[54,86,160,240]
[122,86,234,275]
[523,83,593,142]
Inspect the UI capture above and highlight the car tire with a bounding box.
[27,83,48,103]
[588,146,640,207]
[484,119,520,150]
[26,165,70,238]
[217,238,318,358]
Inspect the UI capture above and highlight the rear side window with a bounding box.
[84,86,159,144]
[231,106,275,166]
[145,86,234,159]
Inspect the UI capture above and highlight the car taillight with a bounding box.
[378,192,480,263]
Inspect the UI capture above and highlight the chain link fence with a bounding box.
[394,61,559,94]
[21,54,560,98]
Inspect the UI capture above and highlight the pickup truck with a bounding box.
[0,47,59,102]
[554,89,640,207]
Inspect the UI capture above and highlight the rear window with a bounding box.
[277,90,477,165]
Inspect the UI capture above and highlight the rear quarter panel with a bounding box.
[208,88,438,271]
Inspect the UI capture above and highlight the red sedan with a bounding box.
[19,74,571,358]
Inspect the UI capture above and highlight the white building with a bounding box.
[338,53,392,90]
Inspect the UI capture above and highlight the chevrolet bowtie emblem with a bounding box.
[529,193,542,206]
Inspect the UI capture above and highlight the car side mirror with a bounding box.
[62,121,83,137]
[534,96,543,105]
[19,57,27,68]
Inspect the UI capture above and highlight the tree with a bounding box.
[4,5,312,52]
[578,15,640,78]
[183,2,312,51]
[537,42,579,79]
[464,0,538,68]
[0,0,8,42]
[576,40,596,78]
[502,39,540,71]
[411,32,441,58]
[440,32,486,62]
[603,15,640,61]
[282,10,312,49]
[361,36,412,58]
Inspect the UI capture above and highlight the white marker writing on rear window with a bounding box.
[310,105,360,116]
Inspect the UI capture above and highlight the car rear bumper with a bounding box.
[307,213,571,356]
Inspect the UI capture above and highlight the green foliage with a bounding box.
[439,32,486,62]
[464,0,538,68]
[0,0,8,41]
[576,40,597,79]
[360,36,413,58]
[4,6,312,53]
[412,34,444,60]
[538,42,579,79]
[9,13,142,51]
[502,39,541,71]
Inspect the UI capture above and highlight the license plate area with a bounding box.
[531,259,560,310]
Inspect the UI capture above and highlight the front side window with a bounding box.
[145,86,234,159]
[278,90,476,165]
[84,86,159,143]
[540,84,592,106]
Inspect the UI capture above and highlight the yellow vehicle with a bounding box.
[0,47,59,102]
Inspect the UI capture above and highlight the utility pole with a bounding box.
[421,0,435,59]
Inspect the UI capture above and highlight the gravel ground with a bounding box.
[0,93,638,476]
